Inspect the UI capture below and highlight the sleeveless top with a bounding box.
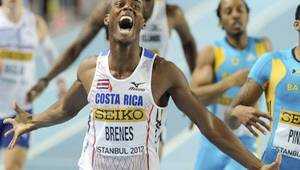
[78,48,168,170]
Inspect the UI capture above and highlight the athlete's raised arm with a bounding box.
[3,57,96,149]
[26,0,110,101]
[156,58,279,169]
[191,45,248,105]
[167,4,197,72]
[225,53,273,136]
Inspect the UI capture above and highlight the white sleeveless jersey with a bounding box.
[0,9,38,118]
[140,0,169,58]
[78,48,168,170]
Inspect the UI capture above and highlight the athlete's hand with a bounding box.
[260,153,282,170]
[3,101,35,149]
[26,78,49,103]
[232,105,272,137]
[228,69,249,86]
[57,79,67,98]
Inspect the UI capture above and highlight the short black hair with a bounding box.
[216,0,250,19]
[296,4,300,20]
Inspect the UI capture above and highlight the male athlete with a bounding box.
[26,0,197,102]
[191,0,272,169]
[0,0,59,169]
[27,0,197,158]
[3,0,280,169]
[225,4,300,170]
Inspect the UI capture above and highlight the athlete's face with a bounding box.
[219,0,248,36]
[143,0,154,21]
[105,0,145,44]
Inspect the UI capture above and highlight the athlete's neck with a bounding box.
[108,40,141,79]
[1,2,23,23]
[226,33,248,50]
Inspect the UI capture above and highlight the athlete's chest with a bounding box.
[215,49,258,80]
[273,60,300,106]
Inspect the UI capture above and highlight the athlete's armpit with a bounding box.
[191,45,215,88]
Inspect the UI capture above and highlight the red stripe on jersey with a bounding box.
[92,118,97,168]
[97,82,110,86]
[146,105,154,170]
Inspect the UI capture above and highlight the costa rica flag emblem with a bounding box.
[96,79,112,91]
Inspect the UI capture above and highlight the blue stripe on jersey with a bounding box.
[143,48,155,59]
[101,49,110,57]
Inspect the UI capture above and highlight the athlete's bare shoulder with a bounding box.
[153,56,171,72]
[197,45,215,67]
[152,56,186,87]
[77,56,97,79]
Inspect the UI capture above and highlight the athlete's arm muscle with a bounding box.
[26,1,109,102]
[225,53,273,135]
[167,5,197,73]
[163,61,264,169]
[3,58,96,148]
[191,45,247,105]
[225,80,271,136]
[44,0,110,81]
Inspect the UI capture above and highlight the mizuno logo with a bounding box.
[130,82,145,88]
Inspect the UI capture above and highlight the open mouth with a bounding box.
[232,21,242,29]
[119,16,133,33]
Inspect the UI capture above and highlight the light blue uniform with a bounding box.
[194,37,268,170]
[249,48,300,170]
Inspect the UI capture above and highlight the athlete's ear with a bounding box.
[104,14,110,26]
[294,20,300,32]
[142,18,146,29]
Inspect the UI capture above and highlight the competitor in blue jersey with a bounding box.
[191,0,272,169]
[225,4,300,170]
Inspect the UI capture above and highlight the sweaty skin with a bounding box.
[225,18,300,136]
[191,0,272,106]
[4,0,280,169]
[26,0,197,102]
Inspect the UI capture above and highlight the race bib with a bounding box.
[93,107,148,156]
[273,110,300,159]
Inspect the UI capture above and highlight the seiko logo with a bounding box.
[93,108,147,122]
[280,110,300,126]
[129,82,146,91]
